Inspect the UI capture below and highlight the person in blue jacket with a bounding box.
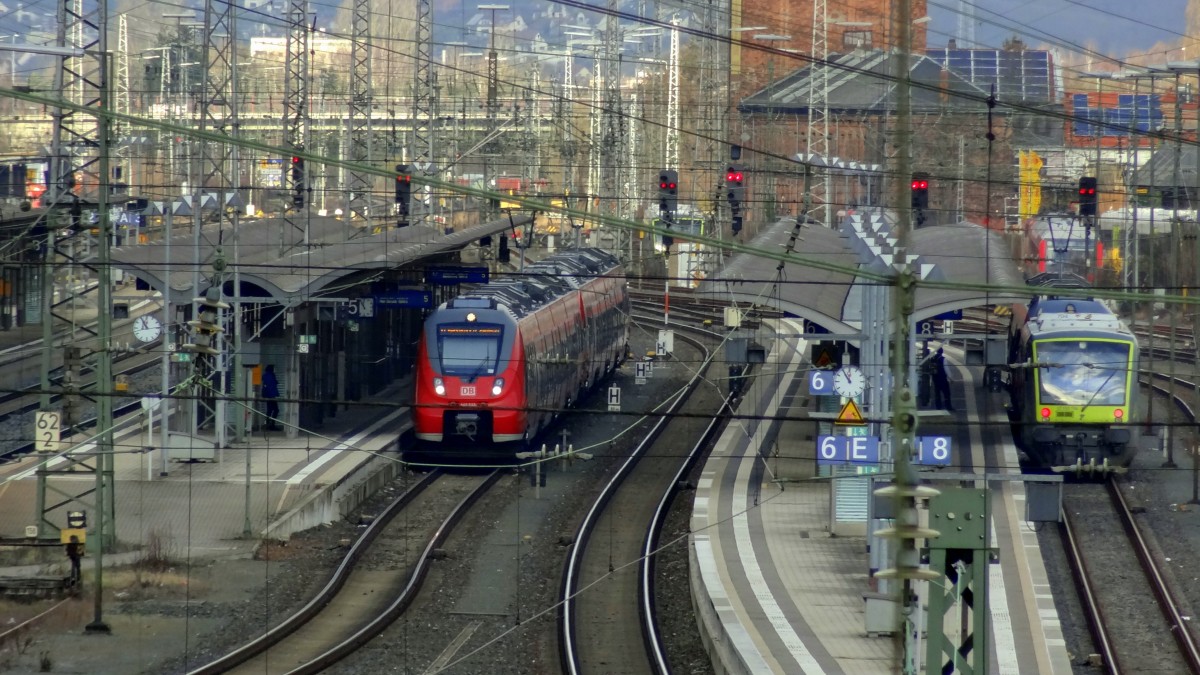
[262,364,280,430]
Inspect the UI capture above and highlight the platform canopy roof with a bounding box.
[698,212,1027,333]
[108,209,532,305]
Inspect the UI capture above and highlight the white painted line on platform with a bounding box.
[286,407,404,486]
[955,357,1021,671]
[731,330,824,674]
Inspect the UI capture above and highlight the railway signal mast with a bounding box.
[1078,176,1098,267]
[658,169,678,248]
[726,164,745,234]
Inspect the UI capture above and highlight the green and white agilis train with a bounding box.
[1008,296,1140,473]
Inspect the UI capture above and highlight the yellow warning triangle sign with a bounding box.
[835,399,867,426]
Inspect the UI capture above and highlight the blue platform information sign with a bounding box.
[428,266,489,285]
[808,370,835,395]
[817,435,880,465]
[915,436,953,465]
[374,290,433,309]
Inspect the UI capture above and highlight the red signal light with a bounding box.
[668,182,677,189]
[911,180,928,190]
[659,181,668,189]
[291,156,301,164]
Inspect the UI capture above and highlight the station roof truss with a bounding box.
[107,213,532,306]
[699,212,1027,333]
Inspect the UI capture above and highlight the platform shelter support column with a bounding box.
[924,488,991,675]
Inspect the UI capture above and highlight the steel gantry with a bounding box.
[282,0,310,251]
[521,71,541,201]
[664,15,679,171]
[806,0,831,226]
[182,0,244,448]
[600,13,622,231]
[36,0,117,633]
[481,5,507,222]
[410,0,435,226]
[346,0,373,225]
[114,15,130,191]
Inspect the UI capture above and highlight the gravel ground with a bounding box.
[1,329,721,675]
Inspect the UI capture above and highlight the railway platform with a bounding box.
[689,323,1074,674]
[0,379,411,573]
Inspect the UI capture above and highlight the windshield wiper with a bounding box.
[1079,363,1119,412]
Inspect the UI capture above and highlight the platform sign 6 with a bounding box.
[817,435,880,465]
[35,410,62,453]
[808,370,835,395]
[915,436,953,465]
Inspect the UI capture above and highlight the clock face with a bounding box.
[133,315,162,342]
[833,366,866,397]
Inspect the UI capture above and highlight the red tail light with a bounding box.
[1040,407,1051,419]
[1114,408,1124,419]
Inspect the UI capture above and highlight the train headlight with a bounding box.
[492,378,505,396]
[1114,408,1124,419]
[1040,407,1051,419]
[434,377,445,396]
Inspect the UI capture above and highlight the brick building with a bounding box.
[732,0,929,98]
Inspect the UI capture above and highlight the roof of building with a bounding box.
[740,50,993,116]
[925,48,1056,103]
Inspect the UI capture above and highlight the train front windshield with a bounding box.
[1034,340,1131,406]
[437,324,503,378]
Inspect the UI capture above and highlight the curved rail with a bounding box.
[1059,504,1122,673]
[638,374,738,674]
[1108,478,1200,673]
[558,319,714,675]
[289,469,502,674]
[186,469,445,675]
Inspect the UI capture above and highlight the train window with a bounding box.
[1034,340,1130,406]
[437,324,502,378]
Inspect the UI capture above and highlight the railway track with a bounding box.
[1061,478,1200,674]
[560,316,731,674]
[187,468,501,675]
[0,347,168,462]
[1058,345,1200,673]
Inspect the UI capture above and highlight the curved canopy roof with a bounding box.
[699,212,1027,332]
[108,214,532,305]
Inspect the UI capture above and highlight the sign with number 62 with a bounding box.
[35,411,62,453]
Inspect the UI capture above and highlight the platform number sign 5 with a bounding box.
[808,370,835,395]
[35,411,62,453]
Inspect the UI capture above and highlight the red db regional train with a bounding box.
[413,248,630,455]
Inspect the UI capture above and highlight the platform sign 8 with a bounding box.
[808,370,835,395]
[915,436,953,465]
